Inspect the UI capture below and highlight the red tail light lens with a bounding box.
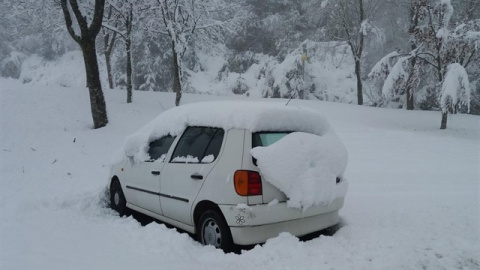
[234,170,262,196]
[247,171,262,195]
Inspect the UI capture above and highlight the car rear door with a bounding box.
[159,127,224,226]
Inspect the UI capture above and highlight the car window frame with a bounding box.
[169,126,225,164]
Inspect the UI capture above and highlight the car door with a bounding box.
[124,135,176,215]
[159,127,224,226]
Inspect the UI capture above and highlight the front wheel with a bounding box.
[110,180,127,216]
[198,210,233,252]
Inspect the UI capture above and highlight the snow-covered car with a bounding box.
[108,101,348,251]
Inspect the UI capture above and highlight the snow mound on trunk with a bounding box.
[251,131,348,210]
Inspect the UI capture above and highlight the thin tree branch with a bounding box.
[68,0,88,34]
[90,0,105,36]
[60,0,81,42]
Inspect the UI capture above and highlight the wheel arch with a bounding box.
[193,200,224,230]
[110,175,120,187]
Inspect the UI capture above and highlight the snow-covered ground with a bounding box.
[1,78,479,270]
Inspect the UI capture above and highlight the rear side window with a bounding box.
[171,127,224,163]
[252,132,290,166]
[252,132,290,147]
[147,135,176,162]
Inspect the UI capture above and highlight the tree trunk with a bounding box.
[125,9,133,103]
[126,36,132,103]
[172,45,182,106]
[103,7,115,90]
[61,0,107,129]
[355,60,363,105]
[81,39,108,129]
[356,0,364,106]
[105,52,114,89]
[440,111,447,129]
[405,57,416,110]
[406,0,420,111]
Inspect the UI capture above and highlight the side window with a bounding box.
[171,127,224,163]
[252,132,290,147]
[147,135,176,162]
[252,132,290,166]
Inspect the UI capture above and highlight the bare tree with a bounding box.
[327,0,383,105]
[404,0,425,110]
[156,0,197,106]
[149,0,243,106]
[61,0,108,128]
[102,0,142,103]
[102,4,118,89]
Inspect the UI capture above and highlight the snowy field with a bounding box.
[1,78,479,270]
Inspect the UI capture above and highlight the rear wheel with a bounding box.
[110,180,127,216]
[198,210,233,252]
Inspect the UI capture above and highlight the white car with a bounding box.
[109,101,348,251]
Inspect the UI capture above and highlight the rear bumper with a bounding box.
[230,210,339,245]
[218,197,344,245]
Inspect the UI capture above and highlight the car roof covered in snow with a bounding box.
[123,101,331,161]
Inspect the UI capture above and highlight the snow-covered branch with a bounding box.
[382,56,411,98]
[440,63,471,113]
[102,23,126,39]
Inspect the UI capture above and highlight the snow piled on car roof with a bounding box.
[122,101,331,162]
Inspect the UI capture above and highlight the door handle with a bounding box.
[190,174,203,180]
[151,171,160,175]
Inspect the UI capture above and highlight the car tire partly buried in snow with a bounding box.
[198,210,233,252]
[110,180,127,216]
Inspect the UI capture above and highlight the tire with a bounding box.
[110,180,128,216]
[198,210,234,252]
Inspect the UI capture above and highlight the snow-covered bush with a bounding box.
[264,54,311,99]
[232,76,249,95]
[225,51,258,74]
[263,40,356,103]
[0,51,26,79]
[19,51,108,88]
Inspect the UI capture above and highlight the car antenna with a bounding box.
[285,95,293,106]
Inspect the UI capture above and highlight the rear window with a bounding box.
[252,132,290,148]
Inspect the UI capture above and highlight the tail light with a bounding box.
[234,170,262,196]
